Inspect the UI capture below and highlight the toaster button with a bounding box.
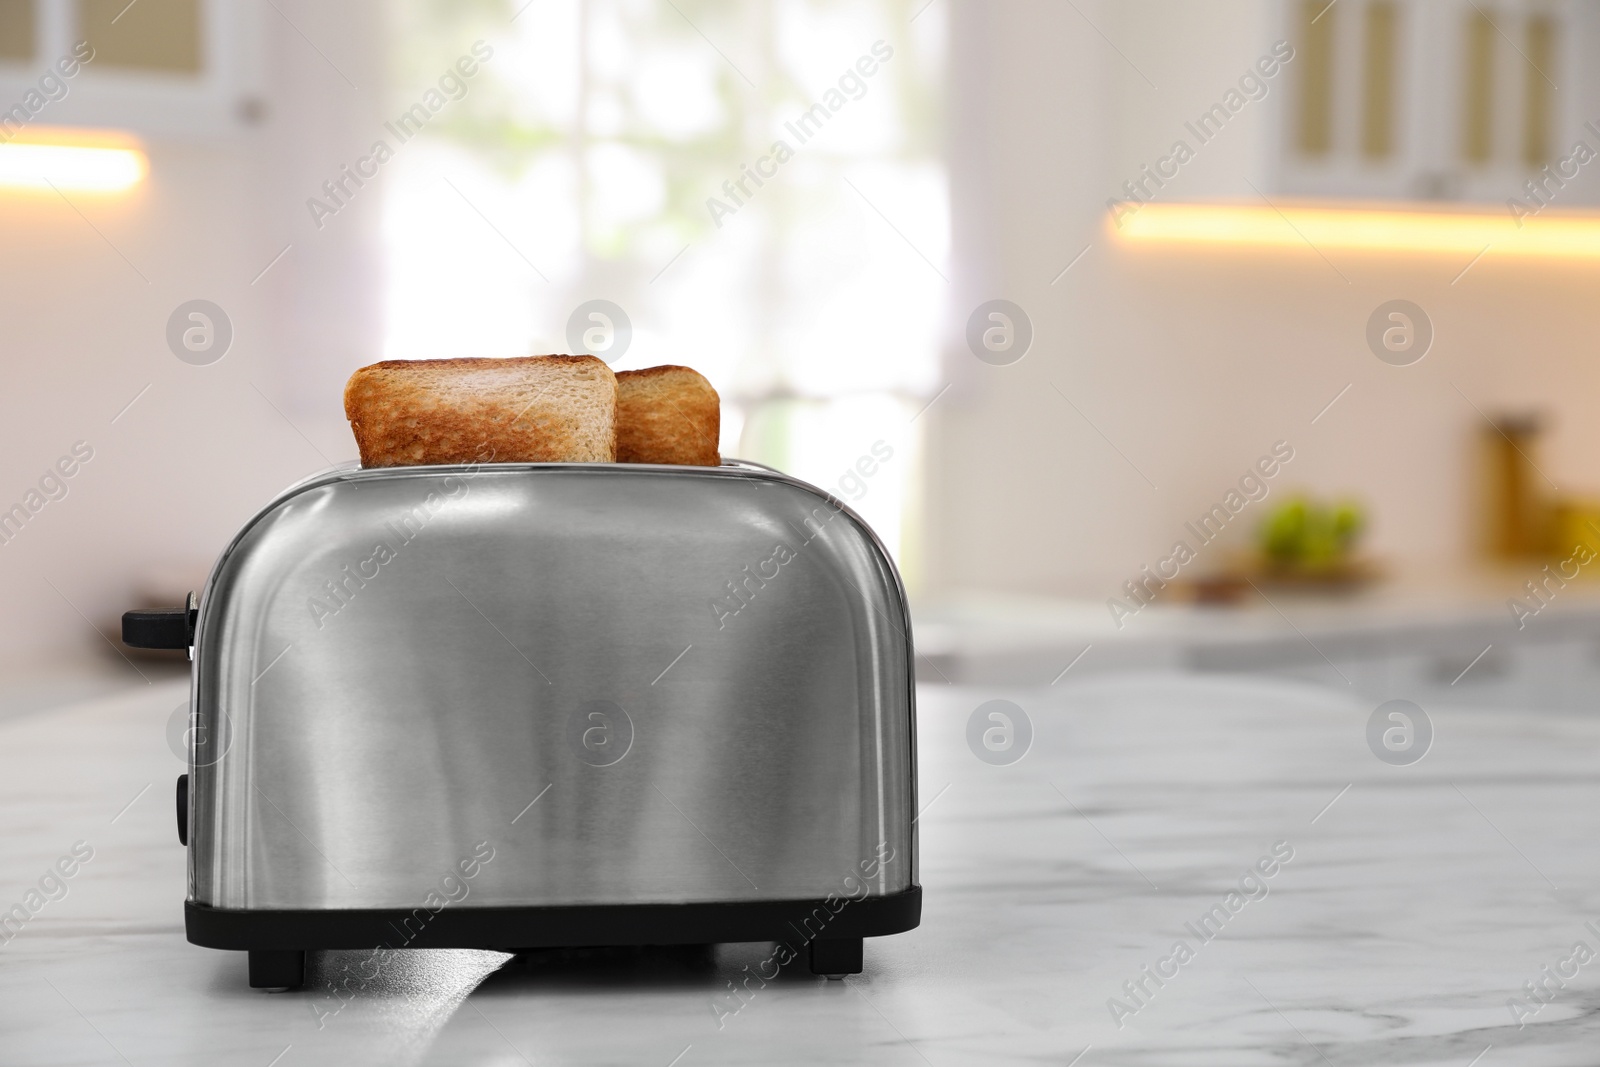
[176,774,188,846]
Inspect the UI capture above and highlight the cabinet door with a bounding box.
[0,0,264,137]
[1272,0,1590,206]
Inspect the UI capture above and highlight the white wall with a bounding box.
[13,0,1600,668]
[0,0,382,671]
[926,0,1600,602]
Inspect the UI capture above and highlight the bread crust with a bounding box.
[343,355,617,467]
[615,365,721,466]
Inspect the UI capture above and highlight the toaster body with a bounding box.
[173,460,918,985]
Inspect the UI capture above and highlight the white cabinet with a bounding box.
[1270,0,1600,207]
[0,0,263,138]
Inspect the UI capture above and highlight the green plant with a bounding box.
[1259,495,1366,568]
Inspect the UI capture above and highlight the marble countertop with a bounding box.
[3,671,1599,1065]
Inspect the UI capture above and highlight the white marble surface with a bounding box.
[3,670,1600,1065]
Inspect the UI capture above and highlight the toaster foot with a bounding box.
[248,949,305,990]
[808,937,863,979]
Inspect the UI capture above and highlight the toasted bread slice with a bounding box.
[343,356,616,467]
[616,365,721,466]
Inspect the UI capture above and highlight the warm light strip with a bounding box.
[1115,202,1600,259]
[0,142,146,192]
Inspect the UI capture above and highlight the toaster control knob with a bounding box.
[122,592,198,650]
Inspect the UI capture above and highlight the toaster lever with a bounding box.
[176,774,187,846]
[122,592,197,650]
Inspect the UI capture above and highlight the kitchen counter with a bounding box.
[916,571,1600,710]
[3,671,1599,1064]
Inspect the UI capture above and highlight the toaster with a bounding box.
[124,459,919,989]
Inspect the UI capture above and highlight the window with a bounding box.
[385,0,946,570]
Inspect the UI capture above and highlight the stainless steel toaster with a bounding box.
[124,459,920,989]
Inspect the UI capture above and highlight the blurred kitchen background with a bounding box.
[6,0,1600,712]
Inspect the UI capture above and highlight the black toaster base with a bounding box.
[187,887,921,988]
